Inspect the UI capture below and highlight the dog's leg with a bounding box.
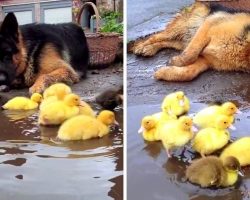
[135,40,185,56]
[170,15,226,67]
[29,67,79,94]
[154,56,209,81]
[134,12,193,56]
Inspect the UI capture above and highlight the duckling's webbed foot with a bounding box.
[166,149,172,158]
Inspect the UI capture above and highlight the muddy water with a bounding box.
[0,105,123,200]
[128,102,250,200]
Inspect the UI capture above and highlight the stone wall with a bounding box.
[97,0,123,13]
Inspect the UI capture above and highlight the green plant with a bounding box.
[100,11,123,34]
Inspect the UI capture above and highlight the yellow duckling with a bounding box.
[79,100,95,117]
[159,116,194,158]
[220,137,250,167]
[57,110,118,140]
[186,156,243,188]
[38,93,81,125]
[192,115,235,157]
[138,116,159,142]
[2,93,42,110]
[161,91,190,116]
[40,83,72,111]
[193,102,241,128]
[43,83,72,99]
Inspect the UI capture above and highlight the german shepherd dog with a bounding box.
[133,2,250,81]
[0,13,89,93]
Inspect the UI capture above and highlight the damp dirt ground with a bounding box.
[127,0,250,200]
[0,64,123,200]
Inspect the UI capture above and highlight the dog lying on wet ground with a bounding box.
[133,2,250,81]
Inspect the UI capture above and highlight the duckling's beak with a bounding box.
[179,99,185,107]
[191,126,199,133]
[79,101,85,107]
[229,124,236,130]
[238,170,244,177]
[138,126,144,134]
[236,109,242,114]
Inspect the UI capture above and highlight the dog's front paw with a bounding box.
[170,56,184,66]
[134,44,146,55]
[154,66,168,80]
[141,46,158,57]
[29,84,45,94]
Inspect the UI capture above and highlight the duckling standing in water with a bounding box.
[193,102,241,128]
[57,110,118,140]
[138,116,159,142]
[43,83,72,99]
[186,156,242,188]
[161,91,190,116]
[159,116,194,158]
[40,83,72,111]
[220,137,250,167]
[192,115,235,157]
[2,93,43,110]
[38,93,81,125]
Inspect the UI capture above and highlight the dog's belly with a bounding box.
[202,38,249,72]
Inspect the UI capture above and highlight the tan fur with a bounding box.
[24,44,79,94]
[133,3,250,81]
[12,31,27,76]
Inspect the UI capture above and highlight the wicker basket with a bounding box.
[196,0,250,11]
[77,2,120,68]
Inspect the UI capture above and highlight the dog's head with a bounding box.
[0,13,23,88]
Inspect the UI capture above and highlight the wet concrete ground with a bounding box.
[127,0,250,200]
[0,64,123,200]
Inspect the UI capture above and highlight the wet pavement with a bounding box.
[127,0,250,200]
[0,64,123,200]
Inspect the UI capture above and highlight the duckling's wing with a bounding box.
[187,160,221,187]
[3,97,28,110]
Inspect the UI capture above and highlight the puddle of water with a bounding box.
[0,105,123,200]
[128,102,250,200]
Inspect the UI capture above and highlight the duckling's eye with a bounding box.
[146,121,150,124]
[224,121,227,124]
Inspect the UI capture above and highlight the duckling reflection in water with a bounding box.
[186,156,243,188]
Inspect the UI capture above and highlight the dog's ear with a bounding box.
[0,13,19,42]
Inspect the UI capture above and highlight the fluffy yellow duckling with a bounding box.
[220,137,250,167]
[43,83,72,99]
[2,93,42,110]
[79,100,95,117]
[161,91,190,116]
[192,115,235,157]
[159,116,194,158]
[186,156,243,188]
[40,83,72,111]
[193,102,241,128]
[57,110,118,140]
[38,93,81,125]
[138,116,159,142]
